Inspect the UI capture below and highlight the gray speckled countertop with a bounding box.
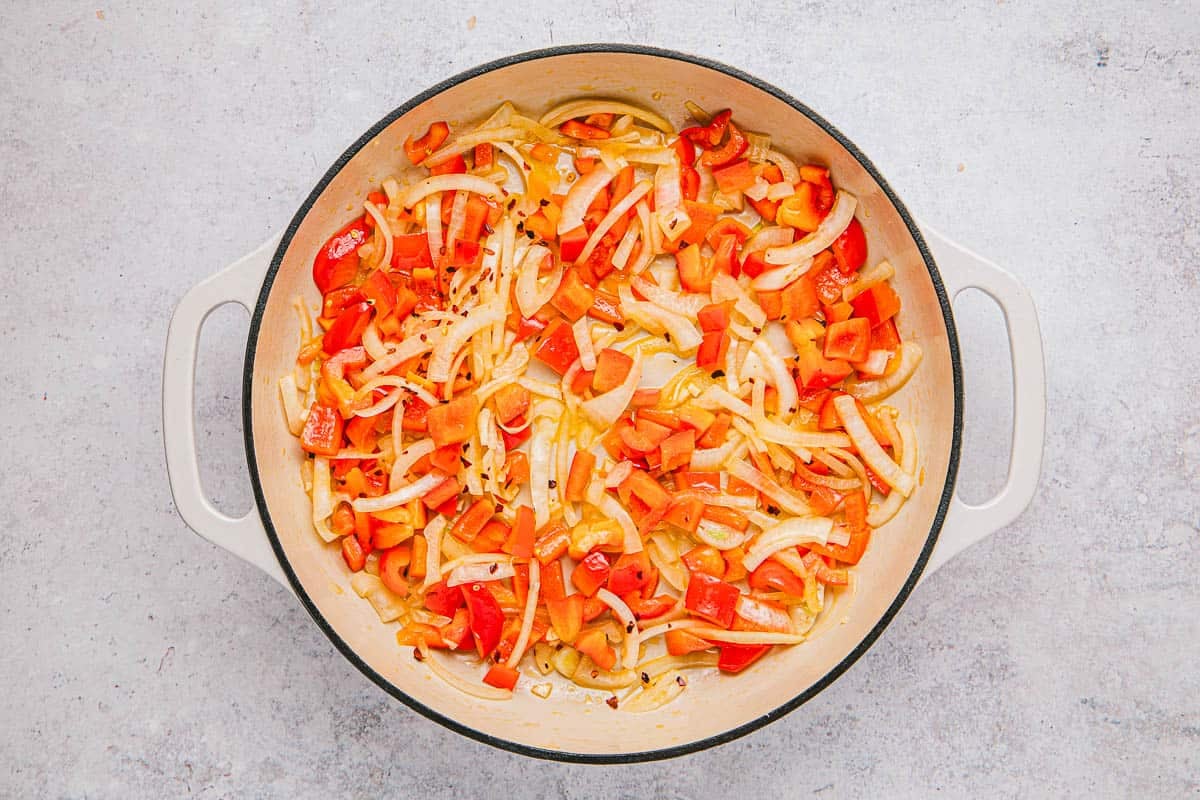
[2,2,1197,797]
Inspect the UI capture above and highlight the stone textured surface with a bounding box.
[2,2,1197,797]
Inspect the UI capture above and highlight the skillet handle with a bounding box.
[916,225,1046,582]
[163,234,295,595]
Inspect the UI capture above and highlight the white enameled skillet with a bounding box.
[164,45,1045,762]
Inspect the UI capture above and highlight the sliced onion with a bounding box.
[443,188,469,260]
[596,588,640,669]
[825,446,872,504]
[617,285,702,354]
[422,515,448,590]
[826,526,852,547]
[424,193,443,268]
[605,460,636,489]
[360,336,434,381]
[576,179,652,264]
[505,559,541,669]
[741,226,794,259]
[764,150,800,184]
[751,338,799,416]
[580,347,643,428]
[765,190,857,265]
[858,349,893,377]
[352,471,444,513]
[422,126,530,168]
[694,520,750,550]
[558,165,615,235]
[842,259,895,302]
[398,174,502,210]
[766,181,795,202]
[833,394,913,497]
[751,257,814,292]
[653,157,690,242]
[597,493,643,554]
[629,275,708,318]
[278,375,305,435]
[793,459,860,491]
[514,244,561,318]
[630,201,657,274]
[728,460,812,516]
[689,436,742,471]
[621,669,687,713]
[868,420,917,527]
[739,515,835,573]
[446,561,516,588]
[389,439,436,490]
[847,342,923,402]
[416,641,512,701]
[611,222,641,271]
[353,375,439,410]
[710,273,767,329]
[744,176,770,202]
[311,456,337,542]
[540,99,674,133]
[390,394,406,475]
[572,318,597,371]
[427,306,506,383]
[330,448,385,461]
[637,618,705,642]
[362,199,394,271]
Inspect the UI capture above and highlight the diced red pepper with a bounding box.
[534,318,581,375]
[681,545,726,579]
[424,581,465,617]
[313,218,368,294]
[558,224,589,262]
[391,233,434,273]
[870,317,901,351]
[560,119,611,140]
[831,217,867,275]
[696,330,729,372]
[565,450,596,503]
[421,474,460,510]
[341,535,367,572]
[482,663,520,690]
[300,403,343,456]
[322,301,372,355]
[795,341,854,389]
[404,121,450,165]
[699,123,748,168]
[473,142,494,170]
[680,165,700,201]
[684,571,740,628]
[712,159,756,193]
[463,582,505,658]
[717,643,771,673]
[571,551,611,597]
[748,560,807,596]
[823,317,872,362]
[546,595,584,644]
[591,348,633,394]
[359,269,396,319]
[508,505,536,559]
[607,551,652,595]
[551,268,596,321]
[850,283,902,328]
[659,429,696,472]
[448,498,494,543]
[426,395,479,448]
[493,383,530,425]
[429,154,467,175]
[666,628,714,656]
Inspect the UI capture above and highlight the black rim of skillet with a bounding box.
[242,43,963,764]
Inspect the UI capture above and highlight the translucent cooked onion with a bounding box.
[710,273,767,328]
[728,460,811,516]
[685,627,806,645]
[621,669,686,713]
[360,336,435,381]
[741,226,794,259]
[446,561,517,588]
[842,259,895,302]
[427,306,506,383]
[352,471,444,513]
[694,519,750,550]
[598,493,642,554]
[596,588,640,669]
[514,244,561,318]
[278,374,305,435]
[311,456,337,542]
[630,275,709,318]
[765,190,857,265]
[743,516,834,571]
[847,342,923,402]
[751,338,798,417]
[576,179,652,264]
[399,174,503,210]
[505,559,541,669]
[637,618,706,642]
[833,394,914,497]
[559,165,615,234]
[540,99,674,133]
[867,420,917,527]
[389,439,435,490]
[362,199,394,271]
[605,460,635,489]
[422,514,448,590]
[751,256,815,292]
[618,286,702,354]
[764,149,800,183]
[572,318,597,371]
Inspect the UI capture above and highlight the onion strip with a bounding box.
[833,394,914,496]
[505,559,541,668]
[596,588,640,669]
[765,190,857,265]
[352,472,444,513]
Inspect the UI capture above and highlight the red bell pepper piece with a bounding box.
[473,142,494,170]
[666,628,713,656]
[391,233,434,273]
[850,283,902,328]
[565,450,596,503]
[607,551,652,596]
[463,582,504,658]
[712,159,756,193]
[321,286,365,320]
[426,395,479,448]
[684,571,740,628]
[560,119,611,140]
[359,269,396,319]
[748,560,807,596]
[823,317,872,363]
[341,535,367,572]
[322,301,372,355]
[681,545,726,579]
[574,627,617,671]
[717,643,771,673]
[558,224,589,262]
[591,348,634,393]
[403,121,450,165]
[438,607,471,650]
[571,551,611,597]
[680,165,700,202]
[300,403,343,456]
[546,594,584,644]
[421,474,460,510]
[551,268,596,321]
[672,135,696,166]
[312,217,368,294]
[483,663,520,690]
[658,429,695,472]
[696,331,729,372]
[697,301,734,333]
[533,318,581,375]
[700,123,749,168]
[870,317,901,351]
[423,581,465,617]
[493,384,530,425]
[831,217,868,275]
[795,341,854,389]
[448,498,494,543]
